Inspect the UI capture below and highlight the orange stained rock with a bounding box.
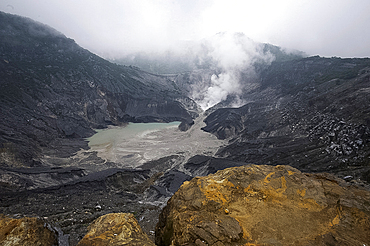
[77,213,155,246]
[243,185,257,195]
[155,165,370,246]
[330,214,341,227]
[197,177,236,206]
[288,170,296,175]
[297,188,306,197]
[297,198,323,211]
[0,215,56,246]
[263,171,275,184]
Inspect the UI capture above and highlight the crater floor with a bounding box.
[85,114,226,169]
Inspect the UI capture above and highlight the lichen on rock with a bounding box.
[155,164,370,246]
[0,214,57,246]
[77,213,155,246]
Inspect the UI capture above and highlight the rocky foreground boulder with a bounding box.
[155,164,370,246]
[2,165,370,246]
[77,213,155,246]
[0,214,57,246]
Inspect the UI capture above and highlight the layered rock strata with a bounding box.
[155,164,370,246]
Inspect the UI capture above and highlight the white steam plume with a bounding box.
[196,32,275,110]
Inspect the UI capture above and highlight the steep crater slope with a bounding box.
[0,11,198,168]
[203,56,370,181]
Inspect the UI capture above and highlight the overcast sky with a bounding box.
[1,0,369,58]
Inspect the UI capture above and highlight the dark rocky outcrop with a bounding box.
[203,56,370,181]
[178,120,194,131]
[155,164,370,246]
[0,214,57,246]
[0,167,165,245]
[184,155,246,177]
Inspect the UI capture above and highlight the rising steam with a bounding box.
[196,32,275,110]
[113,32,277,110]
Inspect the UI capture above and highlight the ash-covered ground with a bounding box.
[0,115,228,245]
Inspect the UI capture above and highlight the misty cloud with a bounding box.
[1,0,369,58]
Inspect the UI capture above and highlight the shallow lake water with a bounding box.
[86,117,225,168]
[87,122,181,149]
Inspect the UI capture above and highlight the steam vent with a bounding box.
[155,165,370,246]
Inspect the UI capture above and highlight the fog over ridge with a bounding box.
[1,0,369,110]
[1,0,369,58]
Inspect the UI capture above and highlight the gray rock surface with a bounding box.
[203,57,370,181]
